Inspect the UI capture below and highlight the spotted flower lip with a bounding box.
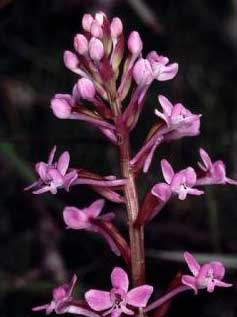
[24,146,78,195]
[182,252,232,294]
[196,148,237,186]
[85,267,153,317]
[152,159,204,202]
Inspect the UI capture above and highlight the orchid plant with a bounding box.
[26,11,235,317]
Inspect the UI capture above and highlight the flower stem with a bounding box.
[144,285,190,313]
[112,97,145,287]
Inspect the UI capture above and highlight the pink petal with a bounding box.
[48,145,57,164]
[226,177,237,185]
[63,207,89,229]
[209,262,225,280]
[85,290,112,311]
[181,275,198,294]
[199,148,212,170]
[120,305,134,315]
[188,188,204,196]
[214,280,232,288]
[67,274,77,297]
[151,183,172,202]
[154,109,169,125]
[57,151,70,176]
[48,169,64,186]
[35,162,48,181]
[111,267,129,292]
[32,304,50,311]
[143,137,163,173]
[127,285,153,307]
[158,95,173,116]
[67,305,101,317]
[184,167,197,186]
[33,185,51,195]
[157,63,178,81]
[86,199,105,218]
[63,170,78,191]
[184,252,200,277]
[161,159,175,184]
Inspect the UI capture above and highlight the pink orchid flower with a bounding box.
[155,95,201,131]
[152,159,204,201]
[63,199,121,256]
[85,267,153,317]
[25,146,77,195]
[147,51,178,81]
[196,148,237,186]
[33,275,97,316]
[182,252,232,294]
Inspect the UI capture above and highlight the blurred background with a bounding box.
[0,0,237,316]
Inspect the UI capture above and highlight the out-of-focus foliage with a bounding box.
[0,0,237,316]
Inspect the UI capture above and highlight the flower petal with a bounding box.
[158,95,173,116]
[161,159,175,184]
[184,252,200,277]
[48,145,57,164]
[111,267,129,292]
[86,199,105,218]
[181,275,198,294]
[127,285,153,307]
[151,183,172,202]
[85,290,112,311]
[63,206,89,229]
[199,148,212,170]
[57,151,70,176]
[209,261,225,280]
[157,63,178,81]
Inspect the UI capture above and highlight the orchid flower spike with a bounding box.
[182,252,232,294]
[152,159,204,202]
[155,95,201,132]
[85,267,153,317]
[24,146,77,195]
[63,199,121,256]
[196,148,237,186]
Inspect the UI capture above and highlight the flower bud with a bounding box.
[63,50,79,70]
[51,95,72,119]
[89,37,104,61]
[90,20,103,38]
[128,31,143,55]
[110,17,123,38]
[133,58,153,86]
[82,13,94,32]
[95,12,106,25]
[74,34,88,55]
[77,78,96,100]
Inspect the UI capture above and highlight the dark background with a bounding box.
[0,0,237,316]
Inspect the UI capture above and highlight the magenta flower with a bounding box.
[85,267,153,317]
[25,146,77,195]
[196,148,237,186]
[147,51,178,81]
[63,199,121,255]
[32,275,99,316]
[155,95,201,131]
[152,159,204,201]
[182,252,232,294]
[33,275,77,314]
